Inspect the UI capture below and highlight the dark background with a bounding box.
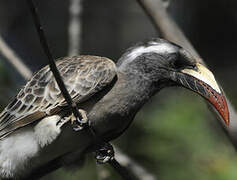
[0,0,237,179]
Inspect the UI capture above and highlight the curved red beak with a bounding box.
[178,63,229,125]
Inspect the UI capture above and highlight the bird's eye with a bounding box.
[173,59,184,69]
[172,48,196,70]
[172,54,195,70]
[173,59,190,69]
[168,53,183,69]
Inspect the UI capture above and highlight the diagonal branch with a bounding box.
[137,0,200,58]
[136,0,237,147]
[68,0,83,56]
[67,1,156,179]
[26,1,145,180]
[0,2,158,180]
[27,0,84,125]
[0,35,32,80]
[114,147,156,180]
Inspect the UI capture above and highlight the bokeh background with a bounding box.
[0,0,237,179]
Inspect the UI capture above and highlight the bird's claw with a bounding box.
[71,109,88,131]
[58,109,88,131]
[95,142,115,164]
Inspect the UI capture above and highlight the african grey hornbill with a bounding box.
[0,38,229,178]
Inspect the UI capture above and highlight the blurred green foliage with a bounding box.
[0,1,236,179]
[42,88,237,180]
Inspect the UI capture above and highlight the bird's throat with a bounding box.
[88,72,155,141]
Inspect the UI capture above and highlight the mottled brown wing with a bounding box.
[0,56,117,139]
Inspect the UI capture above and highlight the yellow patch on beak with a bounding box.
[181,63,221,94]
[179,63,229,125]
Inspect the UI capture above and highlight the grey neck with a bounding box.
[88,70,156,140]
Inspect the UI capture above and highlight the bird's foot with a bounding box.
[57,109,88,131]
[95,142,115,164]
[71,109,88,131]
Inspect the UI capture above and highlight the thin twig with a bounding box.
[27,0,84,125]
[96,146,156,180]
[114,147,156,180]
[109,158,137,180]
[0,2,158,180]
[27,1,138,180]
[136,0,200,58]
[68,2,110,179]
[68,1,152,180]
[96,164,111,180]
[136,0,237,146]
[0,35,32,79]
[68,0,83,56]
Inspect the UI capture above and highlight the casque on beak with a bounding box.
[176,63,229,125]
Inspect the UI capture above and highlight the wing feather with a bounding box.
[0,56,117,138]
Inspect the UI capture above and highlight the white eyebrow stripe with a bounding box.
[120,43,176,69]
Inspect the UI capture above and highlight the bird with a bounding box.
[0,38,229,179]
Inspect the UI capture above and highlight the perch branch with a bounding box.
[136,0,237,146]
[27,0,84,125]
[67,1,155,179]
[96,164,111,180]
[26,1,141,180]
[0,1,157,179]
[68,0,83,56]
[0,35,32,79]
[69,2,109,179]
[136,0,200,58]
[97,146,156,180]
[114,146,156,180]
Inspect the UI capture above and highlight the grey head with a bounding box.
[117,38,196,85]
[116,38,229,125]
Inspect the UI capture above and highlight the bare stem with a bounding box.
[96,164,111,180]
[68,1,157,180]
[26,1,145,180]
[27,0,84,124]
[68,0,83,56]
[0,35,32,79]
[137,0,200,58]
[114,146,156,180]
[136,0,237,147]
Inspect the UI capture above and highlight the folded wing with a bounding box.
[0,55,117,139]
